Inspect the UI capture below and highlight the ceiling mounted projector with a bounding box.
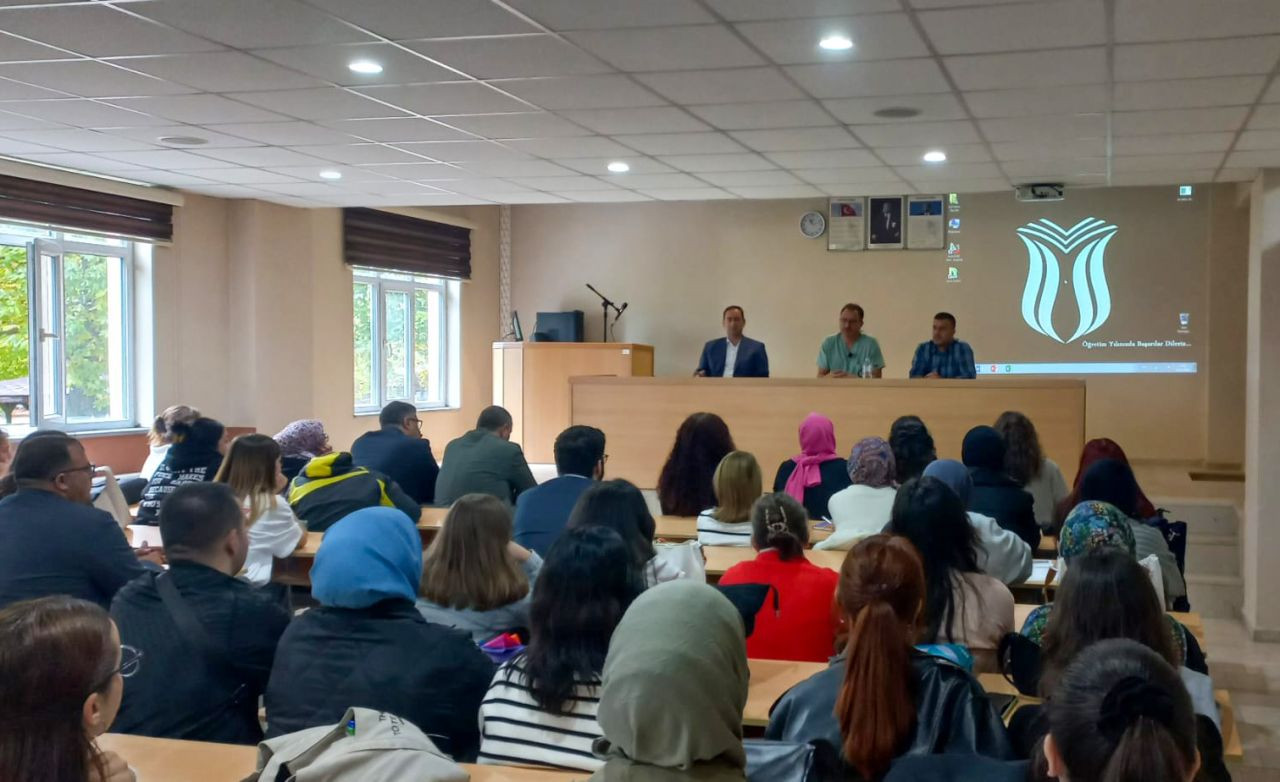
[1015,183,1065,202]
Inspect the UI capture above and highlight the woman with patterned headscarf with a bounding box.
[819,437,896,551]
[273,420,331,483]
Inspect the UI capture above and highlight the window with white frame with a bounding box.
[0,223,135,434]
[353,267,456,414]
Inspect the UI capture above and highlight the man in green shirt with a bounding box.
[817,303,885,378]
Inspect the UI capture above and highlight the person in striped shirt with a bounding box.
[696,451,763,547]
[478,526,645,771]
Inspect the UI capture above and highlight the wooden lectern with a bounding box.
[493,342,654,462]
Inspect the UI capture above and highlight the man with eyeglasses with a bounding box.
[0,431,147,610]
[351,399,441,505]
[110,482,290,744]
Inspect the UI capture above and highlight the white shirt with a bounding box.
[968,510,1033,585]
[818,484,896,550]
[696,508,753,547]
[242,494,305,587]
[140,444,170,481]
[723,338,740,377]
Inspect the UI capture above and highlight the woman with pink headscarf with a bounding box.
[771,413,852,521]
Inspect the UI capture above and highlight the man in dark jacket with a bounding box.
[0,432,146,609]
[434,406,537,506]
[513,425,605,557]
[962,426,1041,550]
[287,451,421,532]
[111,483,290,744]
[351,401,440,504]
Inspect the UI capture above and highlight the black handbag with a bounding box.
[996,631,1042,697]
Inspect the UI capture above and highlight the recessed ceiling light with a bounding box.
[607,161,630,173]
[923,150,947,163]
[819,34,854,51]
[156,135,208,146]
[319,170,343,180]
[873,107,921,119]
[348,59,384,75]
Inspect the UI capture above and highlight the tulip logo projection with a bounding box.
[1016,218,1118,343]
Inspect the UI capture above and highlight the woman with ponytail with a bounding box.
[766,534,1011,779]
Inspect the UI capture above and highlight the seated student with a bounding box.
[922,459,1033,585]
[961,425,1040,550]
[1078,458,1185,608]
[351,401,439,505]
[0,433,146,610]
[886,477,1014,672]
[435,405,536,506]
[417,493,543,643]
[1055,436,1159,529]
[135,417,227,524]
[478,526,645,771]
[0,427,11,476]
[888,415,937,483]
[590,581,750,781]
[766,535,1013,777]
[0,596,138,782]
[265,507,494,760]
[287,450,420,532]
[696,450,763,546]
[656,412,736,517]
[140,404,201,481]
[718,493,839,662]
[514,425,606,557]
[110,483,290,744]
[1041,639,1200,782]
[994,411,1068,532]
[820,437,897,550]
[272,419,331,484]
[214,434,307,588]
[774,413,852,521]
[568,479,687,587]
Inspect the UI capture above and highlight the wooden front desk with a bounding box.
[571,377,1086,490]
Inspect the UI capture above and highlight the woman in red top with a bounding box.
[718,492,840,662]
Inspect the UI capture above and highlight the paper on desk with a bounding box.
[128,525,164,549]
[1030,559,1055,584]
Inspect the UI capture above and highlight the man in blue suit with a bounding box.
[695,305,769,378]
[513,425,606,557]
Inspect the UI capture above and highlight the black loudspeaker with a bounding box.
[535,310,585,342]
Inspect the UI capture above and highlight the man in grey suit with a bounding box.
[433,406,537,505]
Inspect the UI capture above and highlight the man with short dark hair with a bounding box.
[513,426,606,556]
[111,483,291,744]
[0,432,146,609]
[695,305,769,378]
[817,303,885,378]
[351,400,440,503]
[434,405,537,505]
[909,312,976,379]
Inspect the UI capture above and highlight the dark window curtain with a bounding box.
[342,207,471,280]
[0,174,173,242]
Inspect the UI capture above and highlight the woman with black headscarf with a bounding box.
[962,426,1039,550]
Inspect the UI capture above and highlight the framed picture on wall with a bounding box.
[905,195,946,250]
[827,197,866,251]
[867,196,904,249]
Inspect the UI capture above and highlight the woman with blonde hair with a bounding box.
[696,451,763,546]
[214,433,307,587]
[418,493,543,642]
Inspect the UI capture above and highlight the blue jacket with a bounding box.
[512,475,594,557]
[697,336,769,378]
[351,425,439,504]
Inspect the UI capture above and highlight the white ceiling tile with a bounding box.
[944,48,1107,90]
[504,0,713,29]
[389,139,533,161]
[635,68,804,105]
[1250,104,1280,129]
[197,122,358,146]
[1111,133,1235,155]
[785,59,950,98]
[250,43,458,87]
[1109,170,1216,186]
[852,120,979,147]
[356,82,530,115]
[688,100,835,130]
[454,159,578,177]
[0,60,195,98]
[102,125,263,148]
[1115,0,1280,42]
[705,0,900,21]
[1226,149,1280,167]
[726,185,824,198]
[559,107,708,134]
[0,108,63,130]
[819,181,905,195]
[1,128,158,151]
[990,138,1107,160]
[135,172,227,187]
[405,36,610,80]
[253,182,352,197]
[895,162,1003,180]
[638,187,736,200]
[1001,159,1102,179]
[655,152,777,172]
[603,172,705,188]
[556,157,676,175]
[188,146,333,167]
[904,177,1007,193]
[288,143,422,165]
[109,95,291,124]
[508,175,613,190]
[318,117,473,142]
[0,5,225,57]
[1265,80,1280,103]
[264,165,396,182]
[115,51,326,92]
[0,99,164,127]
[433,178,536,194]
[490,75,666,110]
[99,148,233,168]
[1235,130,1280,151]
[823,93,968,123]
[979,114,1106,143]
[503,192,572,203]
[0,136,59,155]
[568,26,765,72]
[919,1,1105,54]
[1113,76,1266,111]
[561,190,652,202]
[731,126,859,151]
[1112,153,1224,172]
[305,0,537,39]
[964,84,1108,118]
[764,148,881,167]
[0,31,73,62]
[1216,168,1258,182]
[874,144,991,165]
[610,132,746,155]
[1116,37,1280,81]
[229,88,408,121]
[698,169,802,186]
[735,13,928,64]
[442,112,591,138]
[192,167,307,184]
[0,75,71,100]
[794,166,902,184]
[13,150,153,170]
[134,0,373,49]
[351,162,459,178]
[1112,107,1249,135]
[503,135,634,156]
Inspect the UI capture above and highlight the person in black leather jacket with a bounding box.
[962,426,1041,550]
[765,535,1012,779]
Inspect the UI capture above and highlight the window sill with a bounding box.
[354,404,459,417]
